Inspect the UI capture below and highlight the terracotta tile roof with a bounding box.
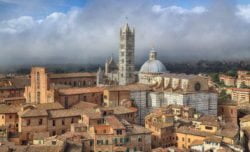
[197,115,220,127]
[55,131,92,141]
[0,76,30,90]
[216,128,238,139]
[152,147,168,152]
[113,146,127,151]
[71,101,99,110]
[82,109,102,119]
[190,139,203,146]
[100,106,137,115]
[2,96,25,101]
[130,124,151,135]
[204,136,222,143]
[232,88,250,92]
[150,122,174,129]
[49,109,83,118]
[176,126,213,137]
[36,103,64,111]
[33,132,50,140]
[105,115,125,129]
[19,109,48,118]
[240,114,250,122]
[27,145,64,152]
[0,104,21,114]
[106,83,152,91]
[58,87,105,95]
[49,72,96,79]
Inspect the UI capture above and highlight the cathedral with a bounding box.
[97,23,218,123]
[97,23,136,86]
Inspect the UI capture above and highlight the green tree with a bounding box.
[240,82,249,89]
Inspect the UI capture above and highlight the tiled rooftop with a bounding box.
[58,87,105,95]
[19,109,48,118]
[49,72,96,79]
[0,104,21,114]
[106,83,152,91]
[71,101,99,110]
[49,109,83,118]
[105,115,125,129]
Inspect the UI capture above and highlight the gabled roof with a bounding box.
[0,104,21,114]
[19,109,48,118]
[49,72,96,79]
[49,109,83,118]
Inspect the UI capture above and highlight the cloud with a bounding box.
[152,5,207,14]
[0,0,250,66]
[237,4,250,22]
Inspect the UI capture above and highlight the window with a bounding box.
[182,137,184,141]
[53,120,56,126]
[71,118,74,124]
[116,129,122,135]
[188,138,190,143]
[52,141,56,145]
[97,140,103,145]
[52,131,56,136]
[90,140,93,146]
[27,119,30,126]
[104,95,107,99]
[37,91,40,103]
[105,140,108,145]
[62,120,65,125]
[205,126,213,130]
[2,115,4,119]
[39,119,43,125]
[138,137,142,142]
[9,115,12,119]
[62,129,65,134]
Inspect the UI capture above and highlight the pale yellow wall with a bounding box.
[200,124,217,133]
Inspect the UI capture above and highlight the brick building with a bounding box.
[24,67,96,104]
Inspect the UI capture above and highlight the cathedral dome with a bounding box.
[139,49,168,74]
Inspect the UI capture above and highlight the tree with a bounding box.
[226,70,237,77]
[240,82,249,89]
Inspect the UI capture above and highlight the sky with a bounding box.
[0,0,250,66]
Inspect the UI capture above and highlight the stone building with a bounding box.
[79,108,151,152]
[17,103,81,144]
[55,87,105,108]
[24,67,96,104]
[218,101,238,123]
[232,88,250,104]
[145,105,196,149]
[0,75,29,103]
[236,70,250,88]
[219,74,236,87]
[0,104,21,134]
